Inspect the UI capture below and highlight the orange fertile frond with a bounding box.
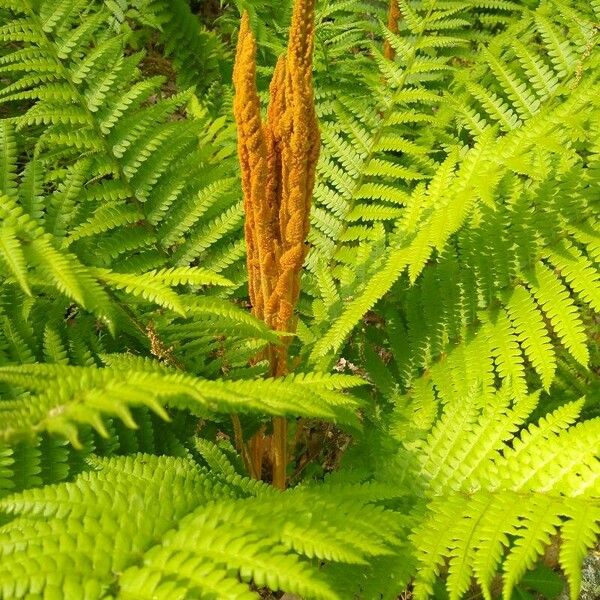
[271,0,320,333]
[233,12,277,323]
[384,0,402,60]
[288,0,318,71]
[233,1,319,338]
[233,1,320,489]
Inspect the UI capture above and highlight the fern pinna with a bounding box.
[0,0,598,599]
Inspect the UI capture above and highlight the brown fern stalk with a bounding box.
[384,0,402,60]
[233,1,319,489]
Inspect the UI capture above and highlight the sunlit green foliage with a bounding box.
[0,0,598,598]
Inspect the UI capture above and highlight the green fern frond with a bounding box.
[90,267,230,315]
[559,500,600,599]
[482,310,527,400]
[0,453,402,599]
[0,362,364,446]
[0,121,18,197]
[0,227,31,296]
[410,391,600,600]
[504,284,556,390]
[525,261,589,367]
[544,240,600,313]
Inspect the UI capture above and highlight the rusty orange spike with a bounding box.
[233,0,320,490]
[233,2,319,336]
[272,0,320,334]
[384,0,402,60]
[233,12,280,324]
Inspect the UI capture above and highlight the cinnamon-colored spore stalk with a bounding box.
[233,0,320,489]
[384,0,402,60]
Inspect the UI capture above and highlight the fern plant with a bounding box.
[0,0,598,598]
